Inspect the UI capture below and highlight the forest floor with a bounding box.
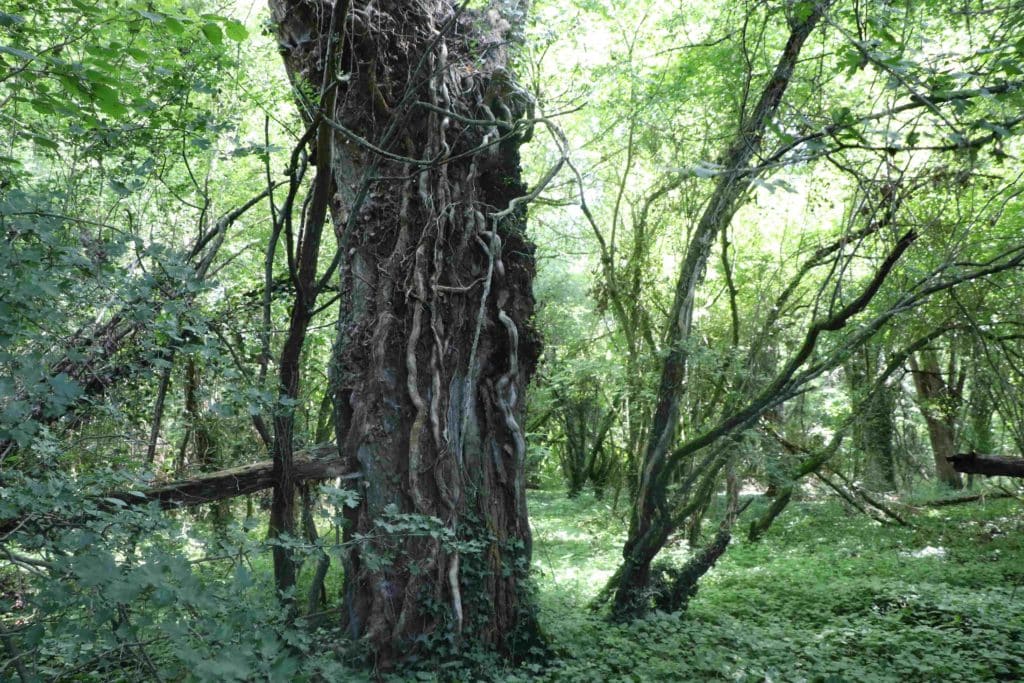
[7,482,1021,681]
[502,488,1024,682]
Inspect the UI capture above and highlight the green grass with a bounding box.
[512,490,1024,682]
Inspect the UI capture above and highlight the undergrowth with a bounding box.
[5,486,1021,681]
[499,489,1024,682]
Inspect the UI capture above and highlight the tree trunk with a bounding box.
[910,352,964,489]
[846,346,897,491]
[612,3,831,617]
[270,0,540,663]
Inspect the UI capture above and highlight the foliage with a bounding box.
[506,490,1024,682]
[4,0,1024,677]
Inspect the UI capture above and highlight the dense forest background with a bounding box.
[2,0,1024,680]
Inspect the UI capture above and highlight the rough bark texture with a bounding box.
[910,352,964,489]
[270,0,539,663]
[846,347,896,491]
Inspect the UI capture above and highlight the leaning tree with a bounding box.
[595,0,1024,617]
[266,0,543,664]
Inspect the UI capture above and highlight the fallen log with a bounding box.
[1,444,354,534]
[948,452,1024,478]
[118,443,354,509]
[918,492,1015,507]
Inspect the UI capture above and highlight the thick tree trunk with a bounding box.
[270,0,539,663]
[910,352,964,489]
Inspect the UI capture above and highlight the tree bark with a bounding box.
[269,0,540,662]
[910,352,964,488]
[846,345,897,491]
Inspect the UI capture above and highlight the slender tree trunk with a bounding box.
[966,365,996,489]
[270,0,540,663]
[145,360,174,465]
[613,3,831,617]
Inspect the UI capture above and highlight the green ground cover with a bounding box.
[509,490,1024,682]
[5,485,1021,681]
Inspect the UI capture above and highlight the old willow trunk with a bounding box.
[270,0,540,663]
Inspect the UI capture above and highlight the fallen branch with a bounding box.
[1,444,354,534]
[948,452,1024,478]
[917,491,1016,507]
[113,443,352,508]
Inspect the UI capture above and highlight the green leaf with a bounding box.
[164,16,185,35]
[90,82,128,118]
[57,74,86,100]
[49,372,82,401]
[0,44,34,60]
[72,551,117,587]
[225,20,248,42]
[31,135,59,151]
[30,98,55,115]
[201,22,224,46]
[793,1,814,23]
[110,179,132,196]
